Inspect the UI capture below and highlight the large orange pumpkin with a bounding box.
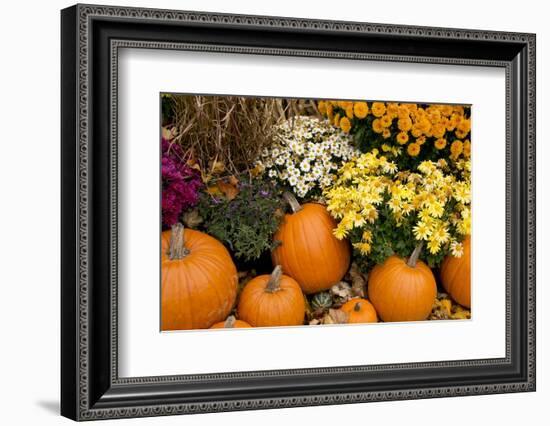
[237,265,305,327]
[340,298,378,323]
[210,316,252,329]
[368,244,436,322]
[271,192,351,294]
[440,236,471,308]
[161,223,238,331]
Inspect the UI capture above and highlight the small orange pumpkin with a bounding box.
[340,298,378,323]
[368,243,437,322]
[161,223,238,331]
[237,265,305,327]
[210,315,252,329]
[271,192,351,294]
[440,236,471,308]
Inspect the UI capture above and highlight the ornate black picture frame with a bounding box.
[61,3,536,421]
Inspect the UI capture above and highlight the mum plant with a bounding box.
[324,149,471,269]
[198,176,284,262]
[161,137,203,228]
[317,100,471,170]
[256,115,358,200]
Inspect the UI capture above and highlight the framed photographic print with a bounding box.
[61,3,536,421]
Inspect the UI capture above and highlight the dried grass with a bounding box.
[168,95,320,176]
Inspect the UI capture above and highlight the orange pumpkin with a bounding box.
[161,223,238,331]
[368,244,436,322]
[210,316,252,329]
[237,265,305,327]
[440,236,471,308]
[271,192,351,294]
[340,298,378,323]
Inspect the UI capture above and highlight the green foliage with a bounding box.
[199,178,284,262]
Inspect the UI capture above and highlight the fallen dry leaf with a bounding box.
[429,292,471,321]
[162,126,178,140]
[347,263,367,298]
[324,309,349,325]
[209,159,225,175]
[330,281,353,306]
[217,179,239,201]
[237,270,256,290]
[227,175,239,186]
[450,305,471,320]
[181,209,203,228]
[206,185,223,197]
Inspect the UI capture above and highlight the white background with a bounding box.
[119,49,505,377]
[0,0,546,425]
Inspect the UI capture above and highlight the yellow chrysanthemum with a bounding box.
[397,104,410,118]
[382,128,391,139]
[353,101,369,119]
[353,242,372,255]
[333,113,341,127]
[397,117,413,132]
[416,136,427,145]
[427,239,441,255]
[455,129,469,139]
[372,118,384,133]
[337,100,352,109]
[432,123,446,139]
[371,102,386,117]
[396,131,409,145]
[449,113,461,129]
[463,139,471,158]
[339,116,351,133]
[453,105,465,115]
[326,103,334,119]
[417,117,432,134]
[440,105,454,117]
[434,138,447,150]
[407,142,421,157]
[380,114,393,128]
[362,230,373,242]
[413,221,431,240]
[317,101,327,115]
[333,225,348,240]
[411,124,423,138]
[387,103,399,118]
[457,118,471,133]
[450,140,464,158]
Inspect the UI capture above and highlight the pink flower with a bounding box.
[161,139,202,227]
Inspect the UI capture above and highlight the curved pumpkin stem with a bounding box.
[282,191,302,213]
[224,316,236,328]
[169,223,190,260]
[354,301,362,312]
[266,265,283,293]
[407,242,424,268]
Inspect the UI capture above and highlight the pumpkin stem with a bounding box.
[282,191,302,213]
[354,301,362,312]
[266,265,283,293]
[224,316,236,328]
[169,223,190,260]
[407,242,424,268]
